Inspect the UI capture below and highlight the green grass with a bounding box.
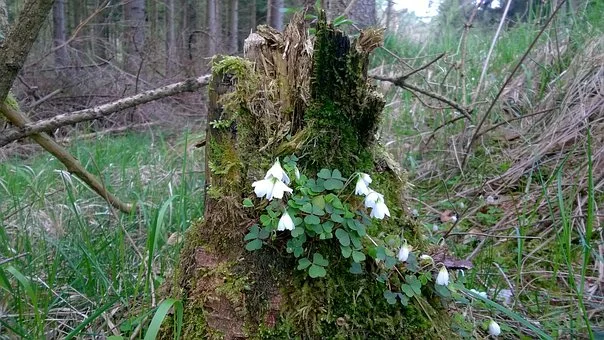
[0,130,204,338]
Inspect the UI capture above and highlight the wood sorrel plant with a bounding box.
[243,155,459,306]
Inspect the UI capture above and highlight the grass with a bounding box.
[0,130,204,338]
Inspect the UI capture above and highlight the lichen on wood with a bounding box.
[169,12,451,339]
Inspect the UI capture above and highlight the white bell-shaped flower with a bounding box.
[436,265,450,286]
[264,159,290,184]
[397,243,410,262]
[364,190,382,208]
[294,166,301,180]
[364,190,390,219]
[252,177,292,201]
[277,210,295,231]
[355,177,370,195]
[488,320,501,336]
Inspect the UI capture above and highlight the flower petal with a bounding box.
[488,320,501,336]
[252,179,273,199]
[278,211,295,231]
[436,266,449,286]
[398,244,410,262]
[270,179,293,200]
[355,178,370,196]
[265,160,290,184]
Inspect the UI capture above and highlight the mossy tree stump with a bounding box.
[171,13,451,339]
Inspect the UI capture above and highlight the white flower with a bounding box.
[419,254,433,263]
[470,289,488,299]
[354,173,372,196]
[264,159,290,184]
[436,266,449,286]
[252,177,293,200]
[364,190,382,208]
[294,166,301,180]
[432,224,439,232]
[450,214,458,222]
[397,243,410,262]
[277,210,295,231]
[488,320,501,336]
[364,190,390,219]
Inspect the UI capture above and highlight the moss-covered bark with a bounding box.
[168,12,451,339]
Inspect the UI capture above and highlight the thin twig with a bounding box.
[461,0,569,168]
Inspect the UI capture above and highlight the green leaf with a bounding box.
[312,205,326,216]
[300,203,313,214]
[144,298,183,340]
[244,225,259,240]
[401,284,415,297]
[331,169,345,180]
[384,255,397,269]
[324,178,344,190]
[317,169,332,179]
[375,246,387,261]
[349,262,363,274]
[291,226,305,237]
[331,213,344,223]
[242,198,254,208]
[352,251,366,263]
[322,221,334,233]
[350,235,362,249]
[383,290,397,305]
[335,229,350,246]
[312,253,329,266]
[245,239,263,251]
[406,275,422,295]
[258,227,271,240]
[311,223,323,234]
[304,215,321,225]
[312,195,326,210]
[297,258,312,270]
[434,284,451,297]
[340,245,352,258]
[260,214,272,227]
[399,294,409,306]
[308,265,326,278]
[294,246,304,257]
[331,197,344,209]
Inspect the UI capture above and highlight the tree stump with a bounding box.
[170,12,451,339]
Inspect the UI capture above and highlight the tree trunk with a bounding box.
[385,0,394,30]
[169,13,451,339]
[250,0,256,31]
[123,0,145,71]
[52,0,68,67]
[229,0,238,53]
[349,0,376,28]
[267,0,283,30]
[166,0,176,75]
[207,0,220,56]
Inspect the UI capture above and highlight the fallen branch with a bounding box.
[56,122,161,144]
[0,74,211,147]
[1,103,134,214]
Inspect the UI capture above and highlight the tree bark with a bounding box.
[0,0,56,103]
[229,0,238,53]
[207,0,219,56]
[267,0,283,30]
[123,0,145,71]
[52,0,69,67]
[166,0,176,75]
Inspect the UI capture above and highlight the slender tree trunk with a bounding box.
[123,0,145,71]
[0,0,9,37]
[385,0,394,30]
[250,0,256,30]
[93,0,109,60]
[52,0,68,67]
[166,0,176,75]
[207,0,219,56]
[267,0,283,30]
[229,0,238,53]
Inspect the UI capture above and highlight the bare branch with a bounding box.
[0,74,211,147]
[1,103,134,214]
[372,74,474,121]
